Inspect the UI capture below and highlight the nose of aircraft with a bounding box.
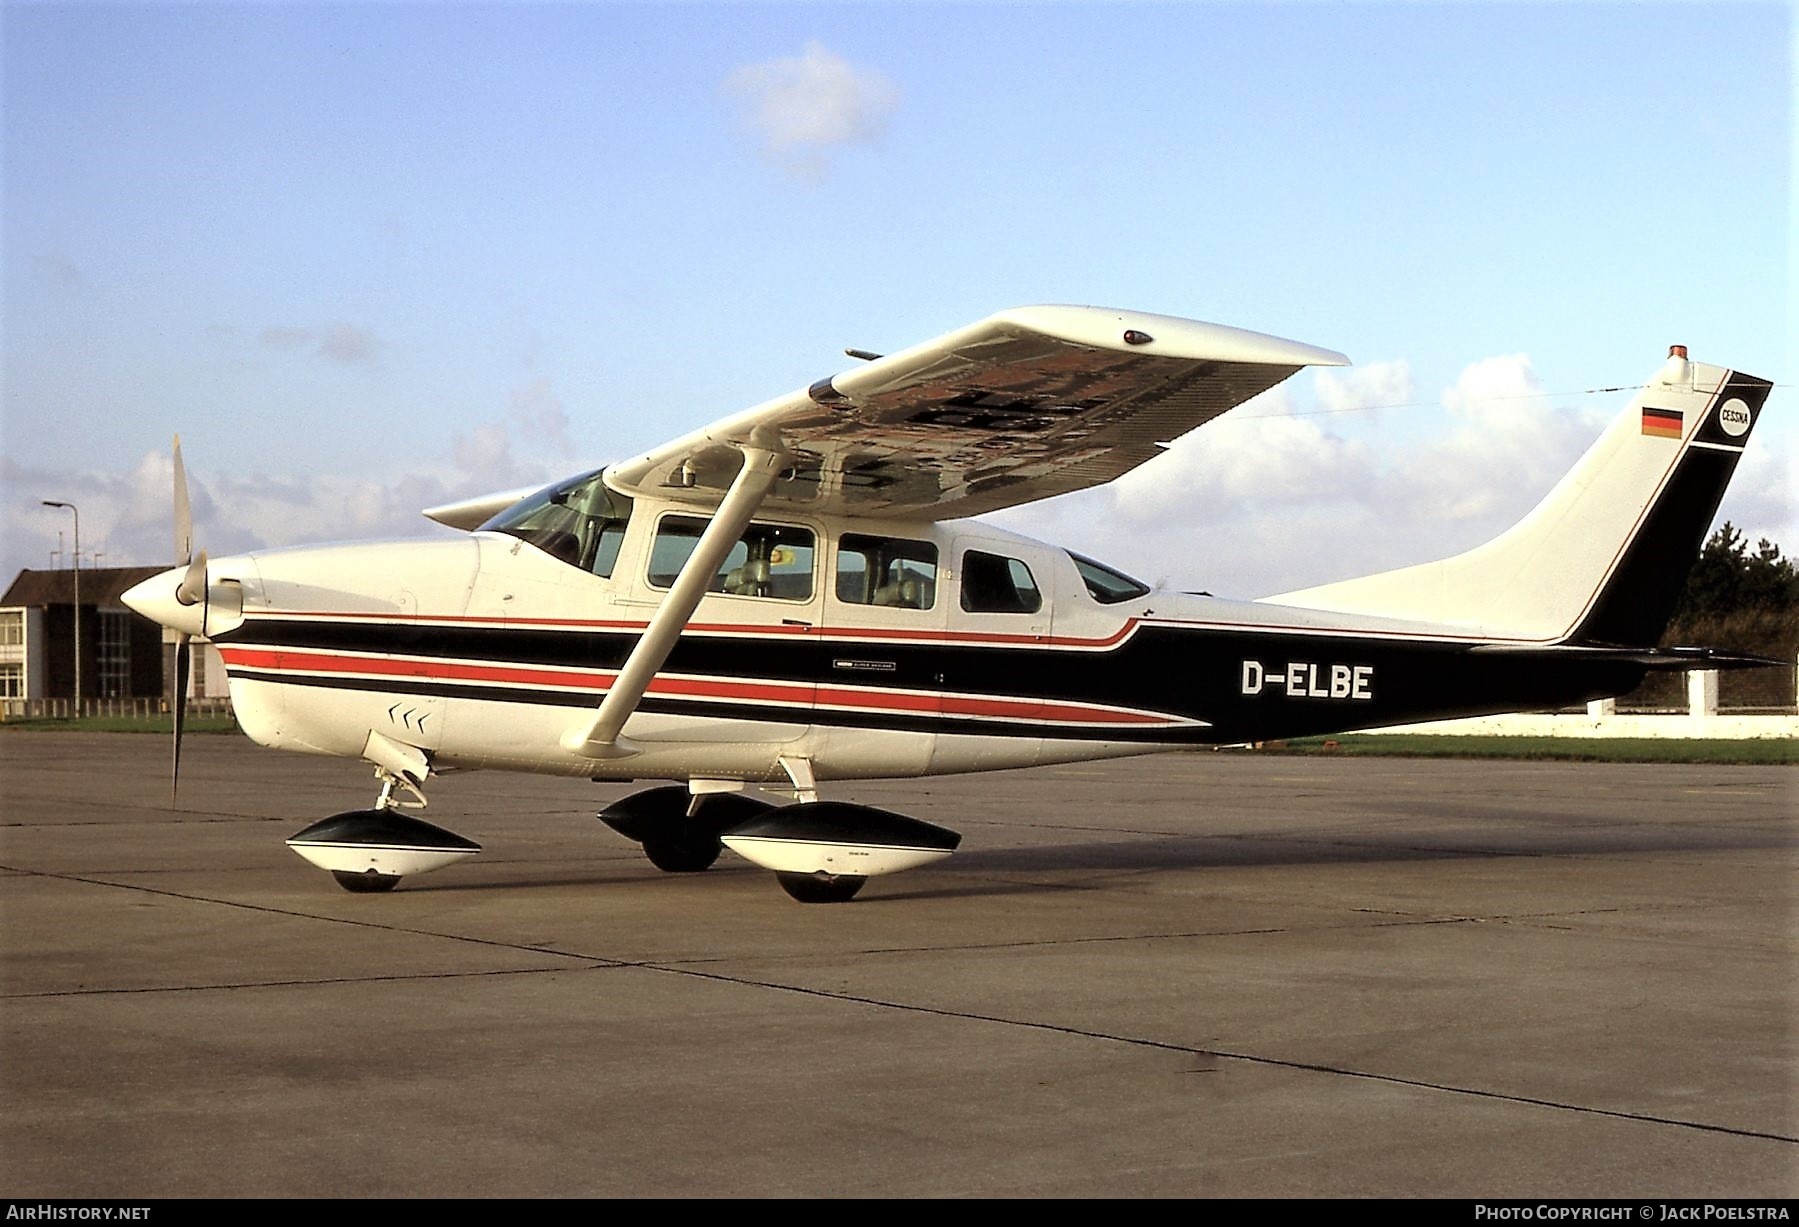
[122,566,207,637]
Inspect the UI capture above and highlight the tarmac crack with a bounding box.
[623,960,1799,1148]
[12,869,1793,1149]
[0,864,631,972]
[6,964,600,999]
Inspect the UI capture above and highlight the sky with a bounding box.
[2,1,1791,600]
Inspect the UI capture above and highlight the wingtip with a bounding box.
[996,305,1350,368]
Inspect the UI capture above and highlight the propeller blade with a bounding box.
[175,549,208,608]
[171,633,190,808]
[173,434,193,567]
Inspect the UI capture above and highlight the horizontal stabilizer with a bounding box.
[1467,644,1782,671]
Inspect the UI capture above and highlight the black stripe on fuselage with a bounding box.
[221,620,1648,744]
[224,668,1194,742]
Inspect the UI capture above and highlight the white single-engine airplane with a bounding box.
[124,306,1773,901]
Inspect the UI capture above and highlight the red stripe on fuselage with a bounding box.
[217,646,1183,726]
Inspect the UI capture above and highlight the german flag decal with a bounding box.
[1641,406,1683,438]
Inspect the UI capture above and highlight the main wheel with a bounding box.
[641,829,723,873]
[776,872,866,903]
[332,870,401,893]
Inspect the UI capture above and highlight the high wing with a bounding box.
[603,305,1349,520]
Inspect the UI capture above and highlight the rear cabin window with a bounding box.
[837,534,938,610]
[481,470,632,577]
[648,516,815,601]
[960,550,1042,614]
[1069,552,1151,604]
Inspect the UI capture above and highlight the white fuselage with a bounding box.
[199,503,1222,786]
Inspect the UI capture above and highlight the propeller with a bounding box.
[170,435,198,808]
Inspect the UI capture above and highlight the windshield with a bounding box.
[480,470,633,576]
[1069,552,1151,604]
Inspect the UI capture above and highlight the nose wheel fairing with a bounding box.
[286,809,482,890]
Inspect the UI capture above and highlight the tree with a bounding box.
[1672,522,1799,622]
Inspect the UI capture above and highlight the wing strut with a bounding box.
[560,445,785,759]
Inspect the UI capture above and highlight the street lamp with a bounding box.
[41,500,80,716]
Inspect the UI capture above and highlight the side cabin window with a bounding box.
[649,515,815,601]
[960,550,1041,614]
[837,534,938,610]
[1069,552,1151,604]
[481,471,633,577]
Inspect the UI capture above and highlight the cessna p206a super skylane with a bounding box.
[123,306,1773,902]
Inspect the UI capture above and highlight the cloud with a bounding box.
[258,326,313,351]
[4,354,1788,609]
[258,322,382,364]
[0,411,580,582]
[724,41,899,181]
[508,378,575,457]
[33,254,84,289]
[318,323,378,364]
[1388,354,1607,527]
[1110,384,1375,521]
[1313,358,1413,417]
[996,355,1646,598]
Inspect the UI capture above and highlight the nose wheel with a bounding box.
[775,872,867,904]
[331,870,402,894]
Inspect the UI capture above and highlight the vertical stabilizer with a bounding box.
[1267,355,1772,646]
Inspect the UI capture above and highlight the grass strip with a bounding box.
[1256,735,1795,766]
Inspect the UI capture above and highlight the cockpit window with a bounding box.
[479,470,633,576]
[1069,552,1151,604]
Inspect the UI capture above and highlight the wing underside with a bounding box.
[604,305,1348,520]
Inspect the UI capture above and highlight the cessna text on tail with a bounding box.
[122,307,1774,902]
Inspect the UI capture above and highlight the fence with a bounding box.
[1362,666,1796,740]
[1617,660,1797,711]
[1,697,235,721]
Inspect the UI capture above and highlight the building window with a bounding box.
[98,610,131,698]
[0,610,22,647]
[0,663,22,698]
